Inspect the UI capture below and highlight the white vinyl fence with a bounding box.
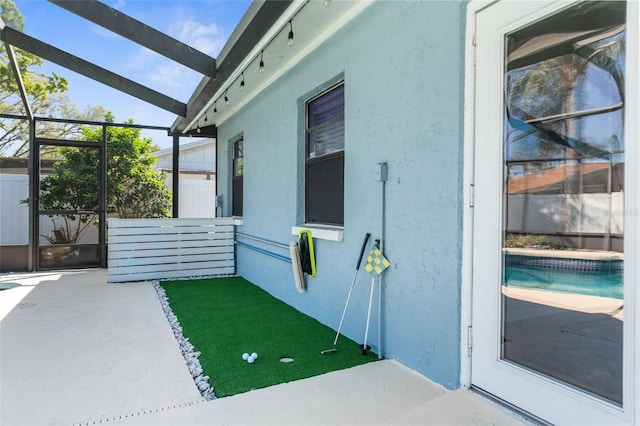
[107,217,234,282]
[0,174,29,245]
[507,193,624,234]
[166,178,216,218]
[1,173,217,246]
[1,174,97,246]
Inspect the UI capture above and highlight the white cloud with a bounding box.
[124,44,195,92]
[120,3,236,100]
[127,46,157,71]
[113,0,126,10]
[170,18,227,57]
[147,62,189,90]
[122,45,199,100]
[143,14,230,96]
[89,25,125,40]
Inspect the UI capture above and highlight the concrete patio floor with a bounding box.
[0,269,524,426]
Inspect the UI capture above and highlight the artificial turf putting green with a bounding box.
[161,276,379,397]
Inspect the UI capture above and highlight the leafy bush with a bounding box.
[504,233,570,250]
[33,113,171,244]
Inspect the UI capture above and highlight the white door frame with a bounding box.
[461,0,640,422]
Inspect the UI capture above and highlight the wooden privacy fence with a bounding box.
[107,217,235,282]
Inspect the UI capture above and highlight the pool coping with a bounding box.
[504,248,624,261]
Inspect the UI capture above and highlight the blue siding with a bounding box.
[217,1,466,389]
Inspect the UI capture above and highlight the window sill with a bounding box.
[292,224,343,242]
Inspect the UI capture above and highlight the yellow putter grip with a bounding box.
[298,230,316,277]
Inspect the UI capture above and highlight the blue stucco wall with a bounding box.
[217,1,466,389]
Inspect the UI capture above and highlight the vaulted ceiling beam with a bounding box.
[171,0,293,134]
[49,0,216,77]
[0,25,187,116]
[4,46,33,120]
[1,18,33,121]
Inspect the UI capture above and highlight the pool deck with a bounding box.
[504,247,623,260]
[0,270,524,426]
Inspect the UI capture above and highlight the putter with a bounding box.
[361,275,376,355]
[321,232,371,355]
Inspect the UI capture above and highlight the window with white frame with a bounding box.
[305,83,344,225]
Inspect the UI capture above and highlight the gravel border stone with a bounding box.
[152,279,216,400]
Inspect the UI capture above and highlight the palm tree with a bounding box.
[504,22,625,249]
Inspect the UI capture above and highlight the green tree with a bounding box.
[1,0,106,157]
[39,113,172,243]
[38,145,100,243]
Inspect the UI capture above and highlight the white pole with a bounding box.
[363,277,376,353]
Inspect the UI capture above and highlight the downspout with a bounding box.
[378,162,388,359]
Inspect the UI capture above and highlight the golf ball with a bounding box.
[251,352,258,359]
[242,353,249,360]
[247,356,255,364]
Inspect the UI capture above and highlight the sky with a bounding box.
[12,0,252,148]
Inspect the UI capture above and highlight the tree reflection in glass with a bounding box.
[501,1,625,405]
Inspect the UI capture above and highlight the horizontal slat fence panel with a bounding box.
[110,239,233,252]
[109,245,233,262]
[109,252,233,268]
[108,217,235,282]
[110,224,234,236]
[114,259,234,274]
[108,231,234,244]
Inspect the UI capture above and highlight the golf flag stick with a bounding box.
[322,233,370,355]
[362,276,376,354]
[362,239,391,355]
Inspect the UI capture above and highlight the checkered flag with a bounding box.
[364,242,391,277]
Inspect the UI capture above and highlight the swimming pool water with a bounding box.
[504,265,623,300]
